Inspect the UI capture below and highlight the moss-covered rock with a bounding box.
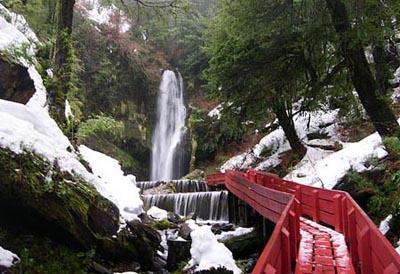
[221,230,264,260]
[0,148,160,269]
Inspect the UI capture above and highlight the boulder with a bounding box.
[178,223,193,240]
[0,149,160,270]
[166,239,191,271]
[181,169,205,180]
[0,56,35,104]
[167,212,182,224]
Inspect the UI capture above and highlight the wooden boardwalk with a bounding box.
[207,170,400,274]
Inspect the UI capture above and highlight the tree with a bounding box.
[325,0,400,138]
[204,0,311,155]
[50,0,76,124]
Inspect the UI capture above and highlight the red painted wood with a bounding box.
[206,170,400,274]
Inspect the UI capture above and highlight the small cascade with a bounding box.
[144,191,229,221]
[137,180,209,194]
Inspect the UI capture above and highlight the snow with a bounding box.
[65,99,74,120]
[208,104,223,120]
[379,214,393,235]
[79,145,143,220]
[298,218,350,267]
[77,0,131,33]
[215,227,254,241]
[285,131,388,189]
[147,206,168,220]
[187,222,241,274]
[0,246,19,268]
[0,4,37,51]
[0,4,47,110]
[0,6,142,222]
[221,109,339,172]
[0,4,38,44]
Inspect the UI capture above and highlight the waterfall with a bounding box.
[144,191,229,221]
[150,70,187,181]
[137,180,209,194]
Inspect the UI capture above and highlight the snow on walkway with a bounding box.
[297,218,354,273]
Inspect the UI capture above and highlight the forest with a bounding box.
[1,0,400,273]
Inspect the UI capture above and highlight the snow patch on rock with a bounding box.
[79,145,143,220]
[147,206,168,220]
[285,131,388,189]
[0,246,19,269]
[187,222,241,274]
[222,109,339,172]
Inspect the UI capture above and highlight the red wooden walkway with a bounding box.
[206,170,400,274]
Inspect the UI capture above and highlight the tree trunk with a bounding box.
[50,0,75,124]
[273,102,306,156]
[372,42,391,95]
[325,0,400,138]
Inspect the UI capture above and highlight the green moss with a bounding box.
[152,220,178,230]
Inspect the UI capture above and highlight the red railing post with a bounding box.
[312,189,319,222]
[333,194,343,232]
[359,227,372,273]
[348,208,359,268]
[281,227,291,274]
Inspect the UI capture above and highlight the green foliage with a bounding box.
[76,114,124,143]
[190,105,246,164]
[383,137,400,159]
[14,239,93,274]
[345,170,400,225]
[152,219,178,230]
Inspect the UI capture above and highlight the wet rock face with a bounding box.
[0,58,35,104]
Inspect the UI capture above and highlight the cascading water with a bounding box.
[150,70,187,181]
[137,180,209,194]
[144,191,229,221]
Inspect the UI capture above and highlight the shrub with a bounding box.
[383,137,400,159]
[76,115,124,143]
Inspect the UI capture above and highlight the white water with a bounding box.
[151,70,187,181]
[144,191,229,221]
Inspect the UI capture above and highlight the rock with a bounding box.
[143,182,176,195]
[153,253,167,271]
[167,239,191,271]
[211,224,222,235]
[181,169,205,180]
[139,212,156,226]
[221,230,264,259]
[167,212,181,224]
[0,56,35,104]
[220,223,235,232]
[211,223,234,234]
[112,261,141,273]
[195,267,234,274]
[0,149,160,270]
[152,219,179,230]
[178,223,193,240]
[91,262,113,274]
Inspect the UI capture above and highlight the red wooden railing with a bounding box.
[206,170,400,274]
